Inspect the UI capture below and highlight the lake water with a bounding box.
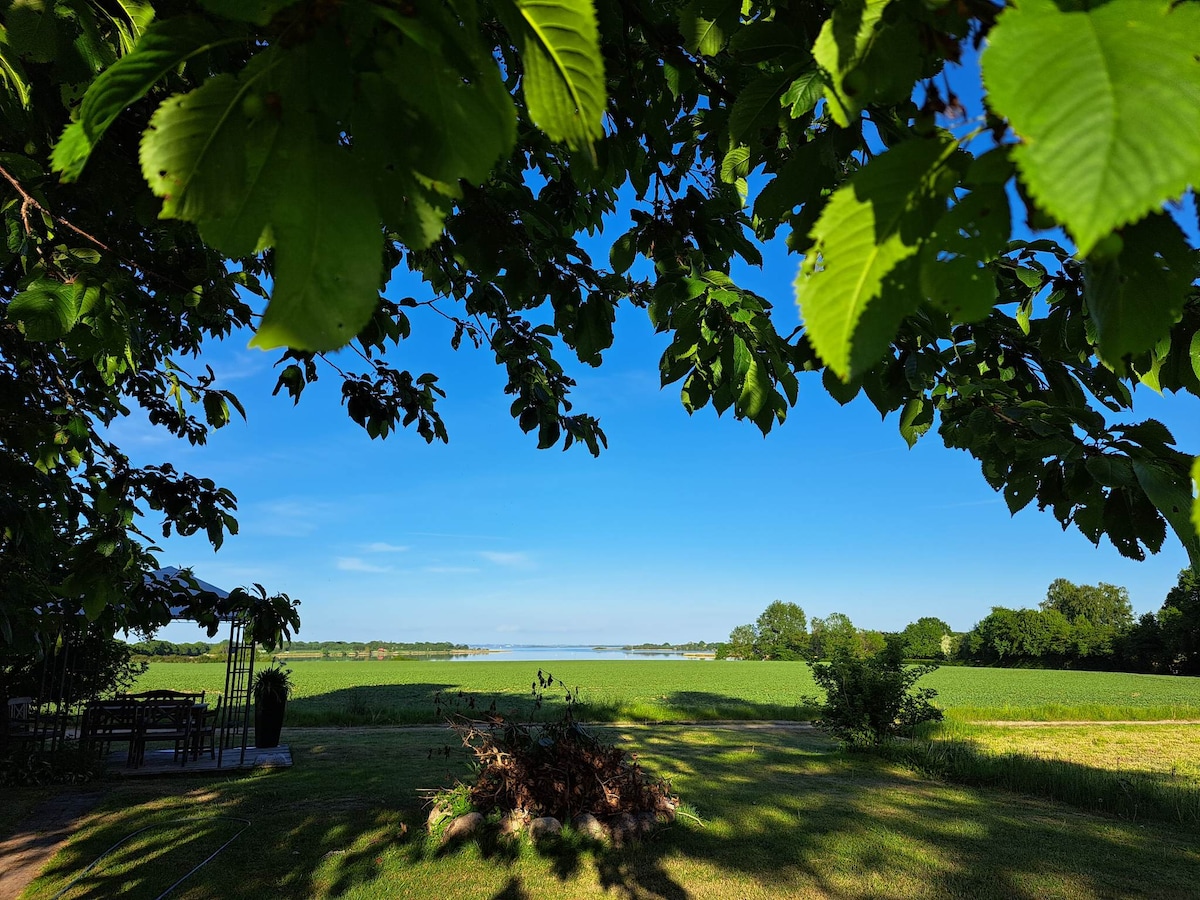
[422,645,714,662]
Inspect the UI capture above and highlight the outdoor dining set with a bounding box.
[5,691,220,768]
[73,690,221,768]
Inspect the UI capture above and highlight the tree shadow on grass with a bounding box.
[287,683,459,726]
[643,690,816,721]
[17,724,1200,900]
[286,685,818,727]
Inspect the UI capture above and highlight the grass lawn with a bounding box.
[924,722,1200,782]
[131,661,1200,725]
[7,725,1200,899]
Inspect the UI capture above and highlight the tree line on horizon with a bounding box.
[125,638,471,659]
[719,570,1200,676]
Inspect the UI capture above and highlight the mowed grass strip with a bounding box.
[134,660,1200,725]
[15,726,1200,900]
[924,721,1200,781]
[893,721,1200,830]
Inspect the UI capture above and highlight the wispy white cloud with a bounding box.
[424,566,480,574]
[480,551,534,569]
[365,542,409,553]
[337,557,392,574]
[254,501,329,537]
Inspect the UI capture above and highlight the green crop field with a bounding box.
[132,660,1200,725]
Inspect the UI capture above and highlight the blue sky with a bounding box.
[139,49,1200,647]
[138,248,1200,646]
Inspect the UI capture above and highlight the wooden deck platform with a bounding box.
[103,744,292,777]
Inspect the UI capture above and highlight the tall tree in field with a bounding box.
[4,0,1200,646]
[1040,580,1134,630]
[899,617,953,659]
[809,612,860,660]
[1159,569,1200,675]
[755,600,809,660]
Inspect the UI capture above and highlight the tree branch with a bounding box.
[0,163,113,253]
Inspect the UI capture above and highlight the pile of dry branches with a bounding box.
[441,673,678,828]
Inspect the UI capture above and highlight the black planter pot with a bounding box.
[254,696,286,748]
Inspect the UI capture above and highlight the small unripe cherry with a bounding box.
[842,69,869,98]
[242,93,265,119]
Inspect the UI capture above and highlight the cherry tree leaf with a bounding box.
[52,17,226,181]
[1084,214,1192,365]
[796,136,959,380]
[982,0,1200,256]
[250,140,383,351]
[503,0,605,150]
[139,74,248,221]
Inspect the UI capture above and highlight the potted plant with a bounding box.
[252,664,292,748]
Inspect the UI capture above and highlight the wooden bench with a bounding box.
[137,699,197,766]
[80,701,143,766]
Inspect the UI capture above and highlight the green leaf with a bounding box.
[574,296,614,365]
[821,366,859,405]
[376,173,455,252]
[898,396,932,448]
[139,74,248,222]
[920,256,996,323]
[203,392,230,428]
[728,70,791,145]
[1132,458,1200,562]
[250,141,384,352]
[1084,214,1192,365]
[679,0,739,57]
[929,182,1011,261]
[736,356,772,427]
[812,0,920,129]
[52,17,226,182]
[728,20,806,63]
[10,280,81,340]
[507,0,605,150]
[198,112,283,256]
[795,136,958,380]
[1191,330,1200,382]
[0,38,33,109]
[609,231,635,274]
[720,145,750,184]
[1192,457,1200,544]
[752,140,831,240]
[365,41,516,186]
[6,0,58,64]
[781,68,823,119]
[982,0,1200,256]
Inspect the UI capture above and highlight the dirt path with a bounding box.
[0,790,101,900]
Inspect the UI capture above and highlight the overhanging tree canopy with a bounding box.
[2,0,1200,647]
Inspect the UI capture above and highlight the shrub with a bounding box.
[808,636,943,748]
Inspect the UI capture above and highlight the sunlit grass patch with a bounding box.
[15,726,1200,899]
[895,721,1200,832]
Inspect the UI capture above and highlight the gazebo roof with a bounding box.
[151,566,237,620]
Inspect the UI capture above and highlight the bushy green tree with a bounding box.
[1041,580,1134,630]
[1159,569,1200,675]
[716,623,759,660]
[899,617,953,659]
[718,602,808,659]
[809,636,942,748]
[809,612,859,660]
[754,601,809,660]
